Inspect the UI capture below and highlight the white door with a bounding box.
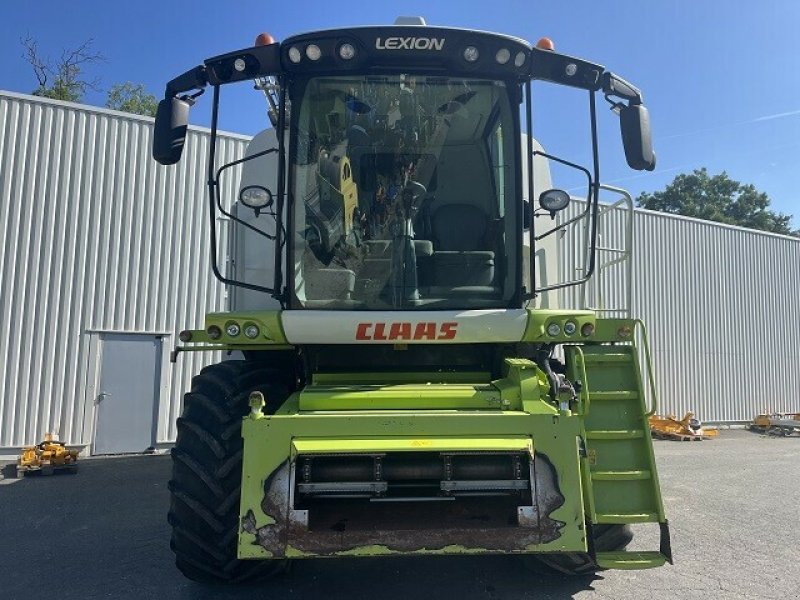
[93,334,161,455]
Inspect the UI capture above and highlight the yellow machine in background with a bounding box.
[750,413,800,436]
[17,433,79,476]
[649,412,718,441]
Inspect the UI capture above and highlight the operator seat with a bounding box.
[423,203,497,297]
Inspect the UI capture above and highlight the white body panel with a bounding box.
[231,128,283,311]
[281,309,530,344]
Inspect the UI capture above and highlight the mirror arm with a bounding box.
[601,71,643,105]
[165,65,209,99]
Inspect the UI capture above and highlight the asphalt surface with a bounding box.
[1,429,797,600]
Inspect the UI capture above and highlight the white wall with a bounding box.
[0,91,249,456]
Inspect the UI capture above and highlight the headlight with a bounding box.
[339,43,356,60]
[514,51,526,67]
[306,44,322,61]
[226,322,241,337]
[207,325,222,340]
[239,186,273,209]
[463,46,479,62]
[244,324,260,339]
[564,321,577,336]
[581,323,595,337]
[288,46,302,63]
[495,48,511,64]
[546,322,561,336]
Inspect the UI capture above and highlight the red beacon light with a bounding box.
[254,32,277,46]
[536,37,555,51]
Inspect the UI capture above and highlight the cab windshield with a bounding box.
[290,74,519,309]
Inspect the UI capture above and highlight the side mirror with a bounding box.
[539,189,570,217]
[153,97,191,165]
[620,104,656,171]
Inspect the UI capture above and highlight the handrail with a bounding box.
[634,319,659,416]
[581,183,634,316]
[573,346,591,417]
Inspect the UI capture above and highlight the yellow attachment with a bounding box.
[648,412,718,440]
[17,433,79,473]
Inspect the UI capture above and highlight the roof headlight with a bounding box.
[244,324,260,339]
[546,322,561,337]
[339,43,356,60]
[564,321,577,336]
[233,58,247,73]
[306,44,322,61]
[226,322,241,337]
[514,51,526,67]
[207,325,222,340]
[581,323,595,337]
[495,48,511,64]
[288,46,302,63]
[463,46,479,62]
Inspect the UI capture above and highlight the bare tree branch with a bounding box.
[20,36,105,101]
[21,36,49,88]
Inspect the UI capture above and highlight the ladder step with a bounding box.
[591,470,651,481]
[585,429,645,440]
[589,391,639,401]
[581,353,632,364]
[595,512,660,524]
[595,551,667,570]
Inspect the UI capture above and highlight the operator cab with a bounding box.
[293,73,519,309]
[152,20,655,311]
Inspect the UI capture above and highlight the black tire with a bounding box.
[532,524,634,576]
[168,360,291,584]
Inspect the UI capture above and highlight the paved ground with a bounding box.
[1,430,797,600]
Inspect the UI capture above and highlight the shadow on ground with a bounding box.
[0,455,601,600]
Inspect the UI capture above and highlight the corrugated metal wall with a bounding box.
[0,91,249,454]
[555,199,800,423]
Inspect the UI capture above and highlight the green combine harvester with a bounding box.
[153,16,672,583]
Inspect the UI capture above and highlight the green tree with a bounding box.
[106,82,158,117]
[22,37,103,102]
[637,168,797,236]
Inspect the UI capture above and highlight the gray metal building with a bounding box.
[1,90,798,458]
[0,91,247,458]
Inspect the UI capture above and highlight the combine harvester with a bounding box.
[153,17,672,582]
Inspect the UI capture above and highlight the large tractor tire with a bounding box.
[532,524,634,575]
[168,360,290,584]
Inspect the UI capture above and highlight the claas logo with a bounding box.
[356,322,458,341]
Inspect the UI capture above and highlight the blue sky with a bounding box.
[2,0,798,226]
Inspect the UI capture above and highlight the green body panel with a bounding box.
[178,312,670,568]
[300,383,510,411]
[175,309,641,352]
[239,405,587,559]
[292,436,534,455]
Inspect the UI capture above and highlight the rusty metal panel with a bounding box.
[0,90,249,455]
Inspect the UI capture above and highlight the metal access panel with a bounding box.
[93,334,162,455]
